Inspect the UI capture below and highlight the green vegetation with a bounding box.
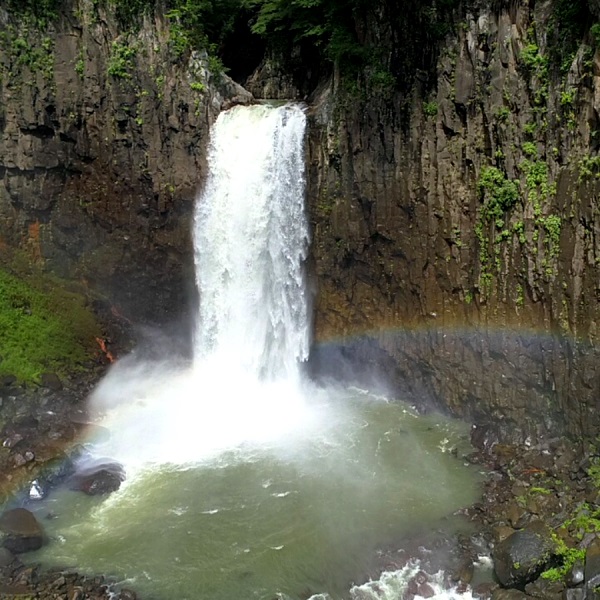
[516,283,524,307]
[541,535,585,582]
[108,0,239,53]
[561,88,576,107]
[495,106,510,122]
[475,150,561,291]
[520,39,548,75]
[0,269,100,384]
[540,459,600,584]
[518,158,561,267]
[110,0,157,30]
[547,0,589,74]
[477,166,520,225]
[522,141,537,157]
[423,101,438,118]
[592,23,600,48]
[75,57,84,77]
[244,0,369,66]
[578,155,600,182]
[107,40,137,79]
[475,166,520,292]
[519,30,549,109]
[4,0,60,27]
[0,26,55,80]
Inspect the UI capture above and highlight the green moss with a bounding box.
[592,23,600,48]
[519,30,549,109]
[516,283,524,307]
[0,269,100,384]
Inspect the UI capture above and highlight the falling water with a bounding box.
[194,104,309,381]
[27,104,484,600]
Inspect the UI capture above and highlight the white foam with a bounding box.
[348,562,476,600]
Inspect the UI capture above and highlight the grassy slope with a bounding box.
[0,268,100,383]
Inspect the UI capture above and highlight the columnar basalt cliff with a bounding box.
[0,0,251,325]
[304,0,600,441]
[1,0,598,442]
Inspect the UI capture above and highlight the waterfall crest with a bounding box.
[193,104,309,382]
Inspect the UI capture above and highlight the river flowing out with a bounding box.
[28,104,482,599]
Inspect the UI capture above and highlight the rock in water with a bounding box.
[492,521,557,588]
[0,508,45,553]
[70,462,125,495]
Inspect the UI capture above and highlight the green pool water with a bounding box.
[27,387,482,600]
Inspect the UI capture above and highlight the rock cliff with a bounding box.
[1,0,598,442]
[303,0,600,441]
[0,0,251,327]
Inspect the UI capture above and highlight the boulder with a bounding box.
[563,589,585,600]
[40,372,63,391]
[0,508,45,553]
[70,461,125,496]
[0,375,16,387]
[491,589,528,600]
[492,522,558,588]
[524,577,564,599]
[585,536,600,591]
[0,547,15,568]
[566,558,585,587]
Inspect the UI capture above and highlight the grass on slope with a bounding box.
[0,268,100,384]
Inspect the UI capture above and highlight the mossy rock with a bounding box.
[492,521,558,587]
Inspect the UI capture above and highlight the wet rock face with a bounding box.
[306,0,600,441]
[70,462,125,496]
[0,508,44,553]
[0,0,251,326]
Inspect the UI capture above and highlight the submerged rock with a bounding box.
[70,462,125,496]
[492,521,557,588]
[0,508,45,553]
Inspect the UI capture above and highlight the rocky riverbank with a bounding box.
[0,370,133,599]
[359,425,600,600]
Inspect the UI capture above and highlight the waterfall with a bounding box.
[193,104,309,382]
[89,103,314,465]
